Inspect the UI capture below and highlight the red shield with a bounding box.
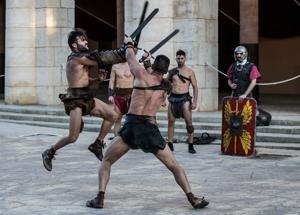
[221,97,257,156]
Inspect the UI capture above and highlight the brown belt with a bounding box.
[115,88,133,96]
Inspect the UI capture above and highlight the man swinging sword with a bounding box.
[42,8,160,170]
[86,36,209,210]
[41,28,127,171]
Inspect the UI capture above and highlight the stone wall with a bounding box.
[5,0,219,109]
[5,0,74,105]
[125,0,218,111]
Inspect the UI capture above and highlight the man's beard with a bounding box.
[77,45,89,52]
[177,62,184,68]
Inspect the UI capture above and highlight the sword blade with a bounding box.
[139,29,180,62]
[130,8,158,39]
[149,29,179,54]
[135,1,149,46]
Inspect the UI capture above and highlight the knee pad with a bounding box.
[186,125,194,134]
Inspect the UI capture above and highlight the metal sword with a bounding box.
[139,29,180,62]
[135,1,149,46]
[129,8,159,39]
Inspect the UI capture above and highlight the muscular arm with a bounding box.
[126,48,144,78]
[107,67,116,101]
[109,67,116,90]
[190,71,198,109]
[88,70,107,85]
[166,70,172,82]
[90,49,126,65]
[76,56,98,67]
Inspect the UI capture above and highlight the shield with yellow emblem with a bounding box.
[221,96,257,156]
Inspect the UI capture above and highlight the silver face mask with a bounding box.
[234,46,248,62]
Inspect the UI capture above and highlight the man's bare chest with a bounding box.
[116,71,132,79]
[172,70,190,84]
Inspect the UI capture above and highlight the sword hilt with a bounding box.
[139,49,155,63]
[124,34,138,48]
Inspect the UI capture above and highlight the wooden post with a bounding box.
[116,0,124,47]
[240,0,260,104]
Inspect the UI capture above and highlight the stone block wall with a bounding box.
[125,0,218,111]
[5,0,74,105]
[5,0,218,109]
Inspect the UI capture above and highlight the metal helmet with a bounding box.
[234,46,248,62]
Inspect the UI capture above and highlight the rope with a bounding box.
[0,75,4,78]
[205,62,300,86]
[75,5,116,29]
[218,9,240,26]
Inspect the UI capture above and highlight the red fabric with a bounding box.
[249,65,261,81]
[227,64,234,80]
[227,63,261,81]
[114,96,130,115]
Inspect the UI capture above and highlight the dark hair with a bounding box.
[151,55,170,74]
[67,28,87,49]
[176,49,186,57]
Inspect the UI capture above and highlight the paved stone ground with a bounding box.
[0,121,300,215]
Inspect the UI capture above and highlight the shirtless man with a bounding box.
[42,29,126,171]
[108,62,134,134]
[86,37,209,209]
[92,62,134,148]
[167,50,198,154]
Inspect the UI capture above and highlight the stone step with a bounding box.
[0,105,66,116]
[1,104,300,125]
[1,111,300,135]
[158,127,300,144]
[201,140,300,151]
[1,118,300,144]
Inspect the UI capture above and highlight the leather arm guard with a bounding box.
[143,59,152,69]
[90,49,126,65]
[167,68,178,82]
[161,79,172,94]
[108,88,115,97]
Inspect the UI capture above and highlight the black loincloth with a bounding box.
[168,93,192,118]
[118,114,166,154]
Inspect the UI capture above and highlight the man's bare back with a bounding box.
[86,42,209,210]
[125,51,167,117]
[128,74,167,116]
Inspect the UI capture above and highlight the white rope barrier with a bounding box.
[294,0,300,7]
[205,62,300,86]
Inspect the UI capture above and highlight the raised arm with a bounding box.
[90,49,126,65]
[124,37,144,78]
